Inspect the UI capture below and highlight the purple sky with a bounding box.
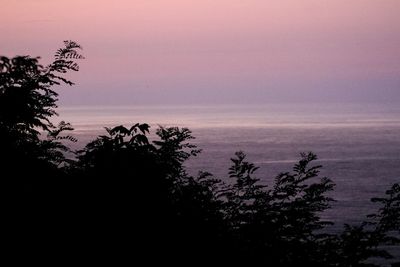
[2,0,400,105]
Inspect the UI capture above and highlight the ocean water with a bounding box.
[57,103,400,227]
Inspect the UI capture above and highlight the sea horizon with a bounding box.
[53,102,400,227]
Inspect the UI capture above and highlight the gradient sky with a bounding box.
[1,0,400,105]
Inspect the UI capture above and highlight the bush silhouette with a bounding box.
[1,42,399,266]
[0,41,83,191]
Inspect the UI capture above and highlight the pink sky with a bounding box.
[1,0,400,105]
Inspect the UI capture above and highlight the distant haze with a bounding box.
[2,0,400,106]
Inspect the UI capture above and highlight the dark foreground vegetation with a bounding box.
[1,42,399,266]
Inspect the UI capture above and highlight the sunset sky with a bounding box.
[2,0,400,105]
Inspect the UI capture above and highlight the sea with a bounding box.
[57,103,400,230]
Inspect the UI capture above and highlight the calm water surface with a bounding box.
[57,103,400,227]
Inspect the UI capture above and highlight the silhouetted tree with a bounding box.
[65,124,229,263]
[0,41,83,186]
[331,183,400,266]
[1,42,84,263]
[216,152,336,266]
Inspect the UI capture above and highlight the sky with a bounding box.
[1,0,400,106]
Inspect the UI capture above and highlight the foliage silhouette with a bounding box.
[220,152,337,265]
[0,40,83,186]
[1,43,399,266]
[1,41,84,263]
